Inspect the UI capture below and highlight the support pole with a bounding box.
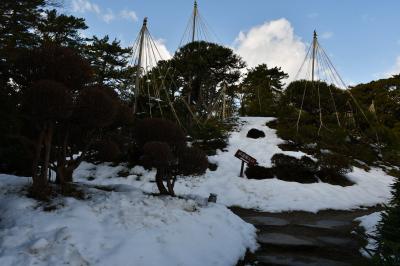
[191,1,198,42]
[239,161,245,177]
[133,17,147,115]
[311,30,317,83]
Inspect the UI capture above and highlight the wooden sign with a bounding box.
[234,149,257,177]
[235,149,257,165]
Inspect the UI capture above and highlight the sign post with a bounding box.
[234,149,257,177]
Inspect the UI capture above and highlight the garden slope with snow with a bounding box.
[175,117,395,212]
[75,117,395,213]
[0,174,257,266]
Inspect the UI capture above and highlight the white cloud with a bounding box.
[102,8,115,23]
[70,0,137,24]
[120,10,138,22]
[234,18,307,82]
[154,39,172,60]
[384,56,400,77]
[320,31,333,39]
[71,0,100,14]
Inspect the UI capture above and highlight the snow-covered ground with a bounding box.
[355,211,382,257]
[0,117,395,265]
[75,117,395,213]
[0,174,257,266]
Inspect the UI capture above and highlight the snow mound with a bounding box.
[0,174,257,266]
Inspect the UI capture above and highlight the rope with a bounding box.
[315,46,323,135]
[317,46,341,127]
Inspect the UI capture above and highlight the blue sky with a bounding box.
[64,0,400,85]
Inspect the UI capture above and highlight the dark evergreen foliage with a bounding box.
[245,153,352,185]
[133,118,186,150]
[245,165,274,180]
[240,64,288,116]
[36,9,88,48]
[374,177,400,265]
[271,154,318,183]
[84,35,133,92]
[177,146,208,176]
[94,140,122,163]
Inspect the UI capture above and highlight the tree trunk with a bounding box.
[155,167,169,195]
[42,125,53,183]
[32,129,45,185]
[166,172,175,197]
[31,127,51,198]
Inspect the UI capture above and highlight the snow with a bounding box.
[75,117,395,213]
[355,211,382,257]
[0,174,257,266]
[2,116,395,265]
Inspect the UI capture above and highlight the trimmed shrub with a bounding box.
[189,119,229,155]
[316,153,353,186]
[271,154,317,183]
[245,165,274,180]
[94,140,121,162]
[177,146,208,176]
[0,136,34,176]
[25,79,73,121]
[142,141,174,169]
[74,86,118,128]
[247,128,265,139]
[134,118,185,150]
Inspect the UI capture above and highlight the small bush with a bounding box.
[189,119,229,155]
[134,118,185,150]
[245,165,274,179]
[316,153,353,186]
[94,140,121,162]
[142,141,174,169]
[271,154,317,183]
[246,128,265,139]
[0,136,34,176]
[177,146,208,176]
[74,86,118,128]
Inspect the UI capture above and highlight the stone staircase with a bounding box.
[232,207,381,266]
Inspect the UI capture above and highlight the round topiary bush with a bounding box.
[177,146,208,176]
[246,128,266,139]
[271,153,317,183]
[94,140,121,162]
[245,165,274,179]
[134,118,185,150]
[316,153,354,186]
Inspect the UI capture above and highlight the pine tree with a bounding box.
[240,64,288,116]
[36,9,87,48]
[374,177,400,265]
[85,35,133,92]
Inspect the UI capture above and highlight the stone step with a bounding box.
[258,233,317,247]
[240,215,352,230]
[255,253,352,266]
[258,232,357,249]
